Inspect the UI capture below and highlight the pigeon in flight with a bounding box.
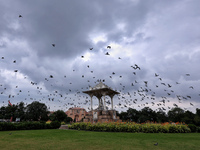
[105,52,110,55]
[52,44,55,47]
[155,73,159,77]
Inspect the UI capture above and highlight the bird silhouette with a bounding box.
[155,73,159,77]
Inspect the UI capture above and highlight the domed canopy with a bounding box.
[83,82,119,98]
[83,82,119,110]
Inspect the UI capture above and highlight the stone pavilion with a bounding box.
[82,82,121,123]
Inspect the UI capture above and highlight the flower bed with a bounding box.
[68,122,191,133]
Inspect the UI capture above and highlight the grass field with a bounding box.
[0,129,200,150]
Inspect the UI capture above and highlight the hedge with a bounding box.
[68,122,191,133]
[0,121,61,131]
[187,124,197,132]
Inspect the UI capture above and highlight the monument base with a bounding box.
[83,110,121,123]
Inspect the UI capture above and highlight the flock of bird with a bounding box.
[0,14,199,113]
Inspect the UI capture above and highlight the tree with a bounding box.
[127,108,139,122]
[14,102,26,121]
[196,108,200,116]
[25,101,49,121]
[50,110,68,122]
[181,110,195,124]
[168,107,184,122]
[5,104,17,120]
[156,110,168,123]
[0,106,6,119]
[194,108,200,126]
[138,107,157,123]
[118,111,128,121]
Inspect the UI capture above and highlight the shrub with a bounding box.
[197,126,200,133]
[68,122,191,133]
[0,122,15,131]
[45,123,52,129]
[50,121,61,129]
[188,124,197,132]
[0,121,61,131]
[61,122,66,125]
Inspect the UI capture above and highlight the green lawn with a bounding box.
[0,129,200,150]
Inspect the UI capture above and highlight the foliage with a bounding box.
[168,107,185,122]
[119,107,200,126]
[197,126,200,133]
[0,101,49,122]
[25,101,49,121]
[0,121,60,131]
[187,124,197,132]
[69,121,191,133]
[49,110,72,123]
[50,121,61,129]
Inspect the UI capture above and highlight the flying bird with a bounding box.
[105,52,110,55]
[52,44,55,47]
[19,15,23,18]
[155,73,159,77]
[189,86,194,89]
[107,46,111,49]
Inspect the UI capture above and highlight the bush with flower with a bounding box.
[68,121,191,133]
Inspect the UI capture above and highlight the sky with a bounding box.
[0,0,200,113]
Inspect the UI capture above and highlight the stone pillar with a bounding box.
[111,97,113,110]
[110,94,114,110]
[103,95,106,110]
[89,94,93,110]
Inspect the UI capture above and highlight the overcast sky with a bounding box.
[0,0,200,113]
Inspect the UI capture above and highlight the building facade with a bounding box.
[65,107,87,122]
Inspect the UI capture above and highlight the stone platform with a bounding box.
[83,110,121,123]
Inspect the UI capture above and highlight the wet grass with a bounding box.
[0,129,200,150]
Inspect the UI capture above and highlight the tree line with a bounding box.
[0,101,72,123]
[1,101,200,127]
[118,107,200,126]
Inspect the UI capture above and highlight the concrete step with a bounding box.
[59,125,69,129]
